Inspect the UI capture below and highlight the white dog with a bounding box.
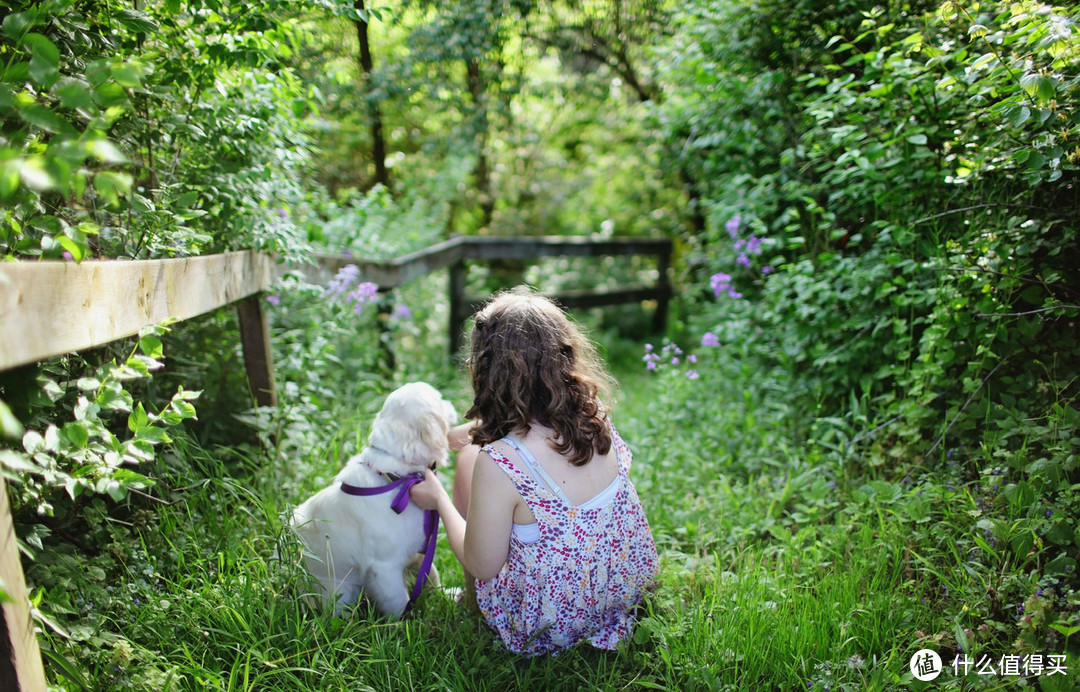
[291,382,457,617]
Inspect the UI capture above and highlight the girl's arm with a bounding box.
[410,451,515,581]
[448,420,478,451]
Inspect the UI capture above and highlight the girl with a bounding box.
[409,288,658,655]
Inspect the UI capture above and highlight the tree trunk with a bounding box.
[466,58,494,228]
[354,0,389,189]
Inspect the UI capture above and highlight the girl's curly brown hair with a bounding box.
[465,288,615,466]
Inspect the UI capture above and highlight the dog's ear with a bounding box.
[442,399,458,428]
[399,402,451,468]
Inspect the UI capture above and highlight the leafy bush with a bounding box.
[653,0,1080,672]
[0,0,314,261]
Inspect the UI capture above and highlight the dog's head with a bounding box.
[365,382,458,476]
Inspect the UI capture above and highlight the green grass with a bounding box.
[34,349,1080,691]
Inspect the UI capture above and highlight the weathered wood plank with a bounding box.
[0,251,272,371]
[460,236,672,261]
[299,236,670,289]
[463,285,669,316]
[307,237,466,288]
[0,476,47,692]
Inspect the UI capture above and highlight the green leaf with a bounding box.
[138,335,163,358]
[55,78,95,110]
[906,133,927,145]
[93,81,129,108]
[104,480,126,501]
[2,13,33,41]
[1045,554,1076,576]
[57,235,86,262]
[169,399,197,421]
[0,158,20,198]
[0,399,23,439]
[1048,622,1080,638]
[128,402,149,433]
[110,62,144,89]
[175,387,201,401]
[1020,73,1056,102]
[89,138,129,165]
[19,157,56,191]
[62,421,89,448]
[93,170,132,205]
[23,33,60,87]
[1007,106,1031,127]
[22,430,46,455]
[0,450,36,473]
[115,9,159,34]
[136,426,171,445]
[130,354,164,372]
[18,104,66,133]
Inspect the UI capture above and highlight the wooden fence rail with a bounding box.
[0,234,671,689]
[305,235,672,353]
[0,250,275,691]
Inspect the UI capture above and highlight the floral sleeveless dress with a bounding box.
[475,425,659,656]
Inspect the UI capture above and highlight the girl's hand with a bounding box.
[409,468,448,511]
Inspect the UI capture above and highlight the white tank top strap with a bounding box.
[502,434,574,506]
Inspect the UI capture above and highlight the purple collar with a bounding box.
[340,473,438,610]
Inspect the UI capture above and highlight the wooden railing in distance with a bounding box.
[305,235,673,354]
[0,250,274,691]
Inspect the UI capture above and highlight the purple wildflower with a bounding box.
[62,251,74,261]
[645,343,654,352]
[391,303,411,320]
[688,354,698,363]
[702,332,720,347]
[326,264,361,298]
[265,295,281,306]
[646,361,657,371]
[762,266,775,275]
[686,369,699,380]
[736,252,751,268]
[725,215,741,240]
[671,357,679,365]
[744,235,763,255]
[347,281,379,307]
[710,272,732,297]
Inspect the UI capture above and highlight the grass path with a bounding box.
[48,356,1075,690]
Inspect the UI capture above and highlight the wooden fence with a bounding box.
[308,235,673,353]
[0,234,671,689]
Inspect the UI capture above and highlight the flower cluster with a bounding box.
[710,272,742,299]
[325,264,379,314]
[711,215,775,299]
[642,342,704,380]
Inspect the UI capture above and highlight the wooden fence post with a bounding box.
[376,292,396,375]
[236,296,277,408]
[0,476,47,692]
[448,260,467,356]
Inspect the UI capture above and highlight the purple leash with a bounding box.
[340,472,439,609]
